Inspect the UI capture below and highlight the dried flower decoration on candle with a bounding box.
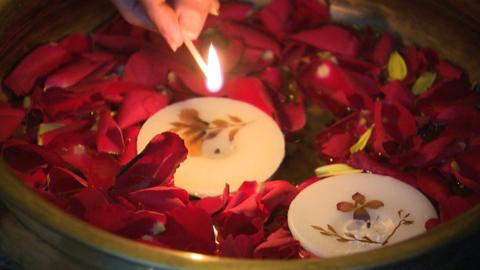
[1,0,480,260]
[169,108,249,156]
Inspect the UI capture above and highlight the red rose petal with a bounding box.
[415,170,450,202]
[221,213,264,246]
[224,76,276,118]
[451,148,480,191]
[123,47,169,86]
[127,186,189,213]
[4,44,72,96]
[0,103,25,141]
[116,89,168,129]
[290,25,359,57]
[44,57,105,89]
[115,132,187,192]
[220,21,281,56]
[317,133,354,161]
[435,60,463,80]
[253,228,300,259]
[97,109,124,155]
[58,34,92,54]
[370,34,394,65]
[219,234,255,258]
[219,2,253,21]
[439,195,480,222]
[117,210,167,239]
[40,119,93,146]
[258,181,298,214]
[380,80,415,110]
[257,0,291,39]
[118,125,141,166]
[155,206,215,254]
[291,0,330,29]
[2,139,63,173]
[347,151,416,186]
[92,33,143,53]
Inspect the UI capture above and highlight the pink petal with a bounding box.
[4,44,72,96]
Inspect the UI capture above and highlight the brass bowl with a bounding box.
[1,0,480,269]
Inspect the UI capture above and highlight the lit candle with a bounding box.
[137,45,285,197]
[288,173,437,257]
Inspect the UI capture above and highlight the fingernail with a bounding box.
[209,6,219,16]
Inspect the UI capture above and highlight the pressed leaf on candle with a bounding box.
[387,51,407,81]
[170,108,249,156]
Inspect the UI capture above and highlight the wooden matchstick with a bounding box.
[182,34,208,77]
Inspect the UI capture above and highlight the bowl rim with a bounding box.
[1,160,480,269]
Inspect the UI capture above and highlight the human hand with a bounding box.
[111,0,220,51]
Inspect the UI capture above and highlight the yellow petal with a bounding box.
[350,124,375,154]
[315,163,363,178]
[412,71,437,95]
[387,51,408,81]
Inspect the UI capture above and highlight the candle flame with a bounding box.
[206,44,223,92]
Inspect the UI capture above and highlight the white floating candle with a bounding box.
[137,97,285,197]
[288,173,437,257]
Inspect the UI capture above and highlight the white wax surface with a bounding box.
[288,173,437,257]
[137,97,285,197]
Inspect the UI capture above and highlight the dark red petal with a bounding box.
[156,206,215,254]
[439,195,480,222]
[290,25,359,57]
[219,234,255,258]
[451,148,480,191]
[97,109,124,155]
[40,87,104,120]
[4,44,72,96]
[435,60,463,80]
[92,33,143,53]
[347,151,416,186]
[47,166,87,195]
[40,119,93,146]
[291,0,330,29]
[418,79,471,106]
[380,80,415,110]
[221,213,264,246]
[194,186,229,215]
[116,90,168,129]
[2,139,63,173]
[317,133,354,161]
[253,228,300,259]
[127,186,189,212]
[123,47,168,86]
[220,21,281,56]
[218,2,253,21]
[370,34,394,65]
[115,132,188,193]
[257,0,291,39]
[224,77,276,118]
[0,103,25,141]
[117,210,167,239]
[73,188,132,231]
[58,34,92,54]
[415,170,450,202]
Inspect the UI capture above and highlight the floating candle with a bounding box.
[137,97,285,197]
[288,173,437,257]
